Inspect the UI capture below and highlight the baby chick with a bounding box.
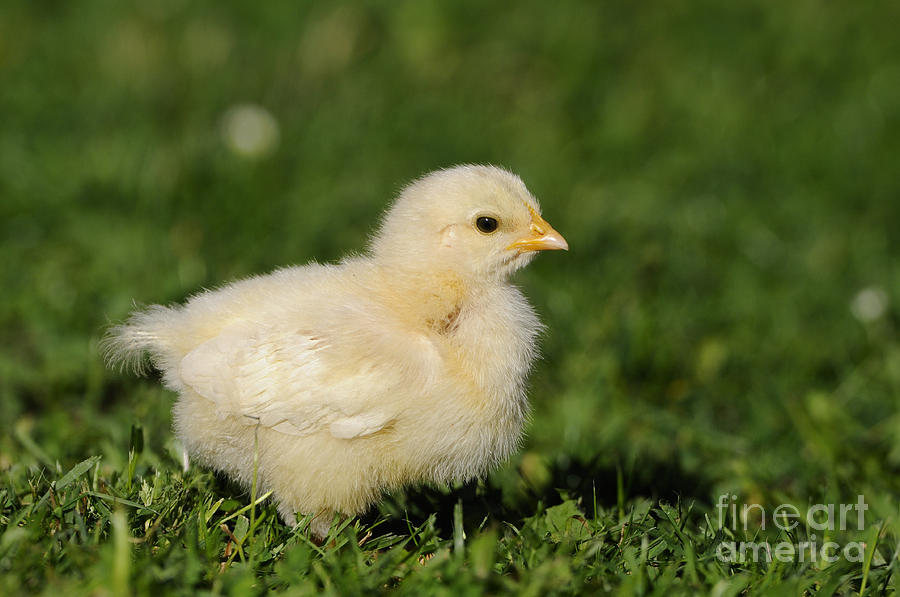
[104,165,567,538]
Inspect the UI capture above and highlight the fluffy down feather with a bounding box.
[103,164,567,538]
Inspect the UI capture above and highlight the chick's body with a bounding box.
[105,165,567,537]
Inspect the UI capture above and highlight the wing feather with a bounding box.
[178,322,401,438]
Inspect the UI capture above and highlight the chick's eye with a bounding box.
[475,216,499,234]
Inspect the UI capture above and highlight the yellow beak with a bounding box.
[506,208,569,252]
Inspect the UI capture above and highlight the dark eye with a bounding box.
[475,216,499,234]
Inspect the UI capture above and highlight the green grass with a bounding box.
[2,0,900,594]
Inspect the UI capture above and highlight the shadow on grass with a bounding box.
[361,456,713,538]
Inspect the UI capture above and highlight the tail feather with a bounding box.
[101,305,180,376]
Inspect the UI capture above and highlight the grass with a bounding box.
[2,0,900,594]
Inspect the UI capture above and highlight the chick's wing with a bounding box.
[177,314,434,438]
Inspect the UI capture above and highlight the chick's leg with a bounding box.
[276,501,336,541]
[309,511,337,541]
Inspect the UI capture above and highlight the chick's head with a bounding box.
[370,165,567,283]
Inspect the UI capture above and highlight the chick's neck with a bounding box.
[370,263,485,336]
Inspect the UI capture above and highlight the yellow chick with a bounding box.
[104,165,567,538]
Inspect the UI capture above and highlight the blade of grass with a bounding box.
[859,522,884,596]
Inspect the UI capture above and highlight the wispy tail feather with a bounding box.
[101,305,179,376]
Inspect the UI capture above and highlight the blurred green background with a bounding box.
[2,0,899,536]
